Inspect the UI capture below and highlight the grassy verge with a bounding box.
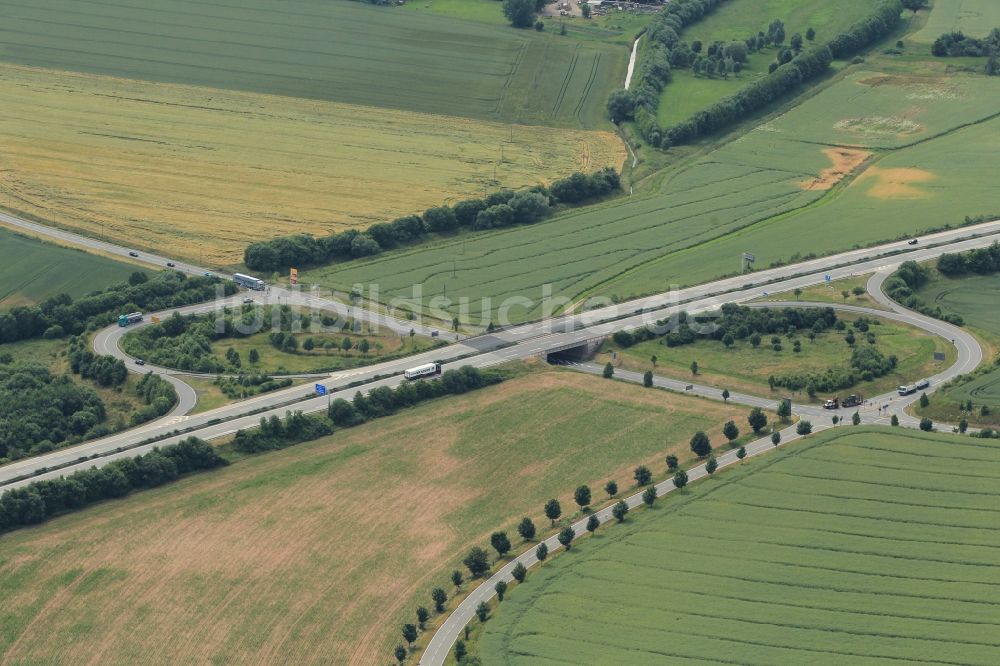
[752,273,884,309]
[605,312,954,402]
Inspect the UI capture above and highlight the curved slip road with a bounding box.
[418,296,983,664]
[3,216,1000,491]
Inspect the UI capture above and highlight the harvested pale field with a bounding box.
[800,148,871,191]
[0,367,756,664]
[0,65,624,265]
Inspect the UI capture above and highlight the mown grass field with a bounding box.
[309,63,1000,322]
[478,427,1000,664]
[0,0,621,128]
[606,312,954,401]
[0,226,142,308]
[912,0,1000,43]
[0,366,762,665]
[0,64,623,265]
[657,0,874,126]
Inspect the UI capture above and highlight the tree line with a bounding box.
[0,353,179,462]
[610,0,903,148]
[0,271,235,345]
[612,305,838,349]
[931,28,1000,76]
[890,243,1000,326]
[607,0,733,135]
[0,361,107,461]
[230,365,504,454]
[68,336,128,387]
[396,402,783,664]
[884,260,966,325]
[243,168,620,273]
[0,437,226,533]
[938,242,1000,277]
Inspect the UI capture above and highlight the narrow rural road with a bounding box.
[418,295,984,663]
[417,421,815,666]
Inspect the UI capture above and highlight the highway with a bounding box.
[1,212,998,490]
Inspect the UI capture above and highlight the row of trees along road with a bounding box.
[608,0,904,148]
[244,168,620,273]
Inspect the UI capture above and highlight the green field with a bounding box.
[307,65,1000,322]
[0,226,142,308]
[606,312,953,401]
[657,0,875,126]
[0,0,621,128]
[912,0,1000,43]
[0,366,763,665]
[910,272,1000,424]
[478,427,1000,664]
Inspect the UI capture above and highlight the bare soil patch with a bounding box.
[800,147,871,191]
[857,167,936,199]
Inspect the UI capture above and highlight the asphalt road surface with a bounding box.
[1,215,998,489]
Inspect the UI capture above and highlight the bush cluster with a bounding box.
[931,28,1000,57]
[0,272,235,345]
[0,362,107,460]
[130,373,179,427]
[232,411,334,454]
[661,46,833,146]
[771,345,897,394]
[885,260,965,325]
[617,0,902,148]
[68,337,128,387]
[215,374,293,400]
[937,242,1000,277]
[0,437,226,532]
[328,366,503,428]
[826,1,904,59]
[244,169,620,272]
[615,305,837,349]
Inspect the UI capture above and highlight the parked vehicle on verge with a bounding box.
[118,312,143,327]
[404,362,442,380]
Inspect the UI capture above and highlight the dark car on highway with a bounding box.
[129,251,139,257]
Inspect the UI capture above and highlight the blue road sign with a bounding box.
[315,383,327,396]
